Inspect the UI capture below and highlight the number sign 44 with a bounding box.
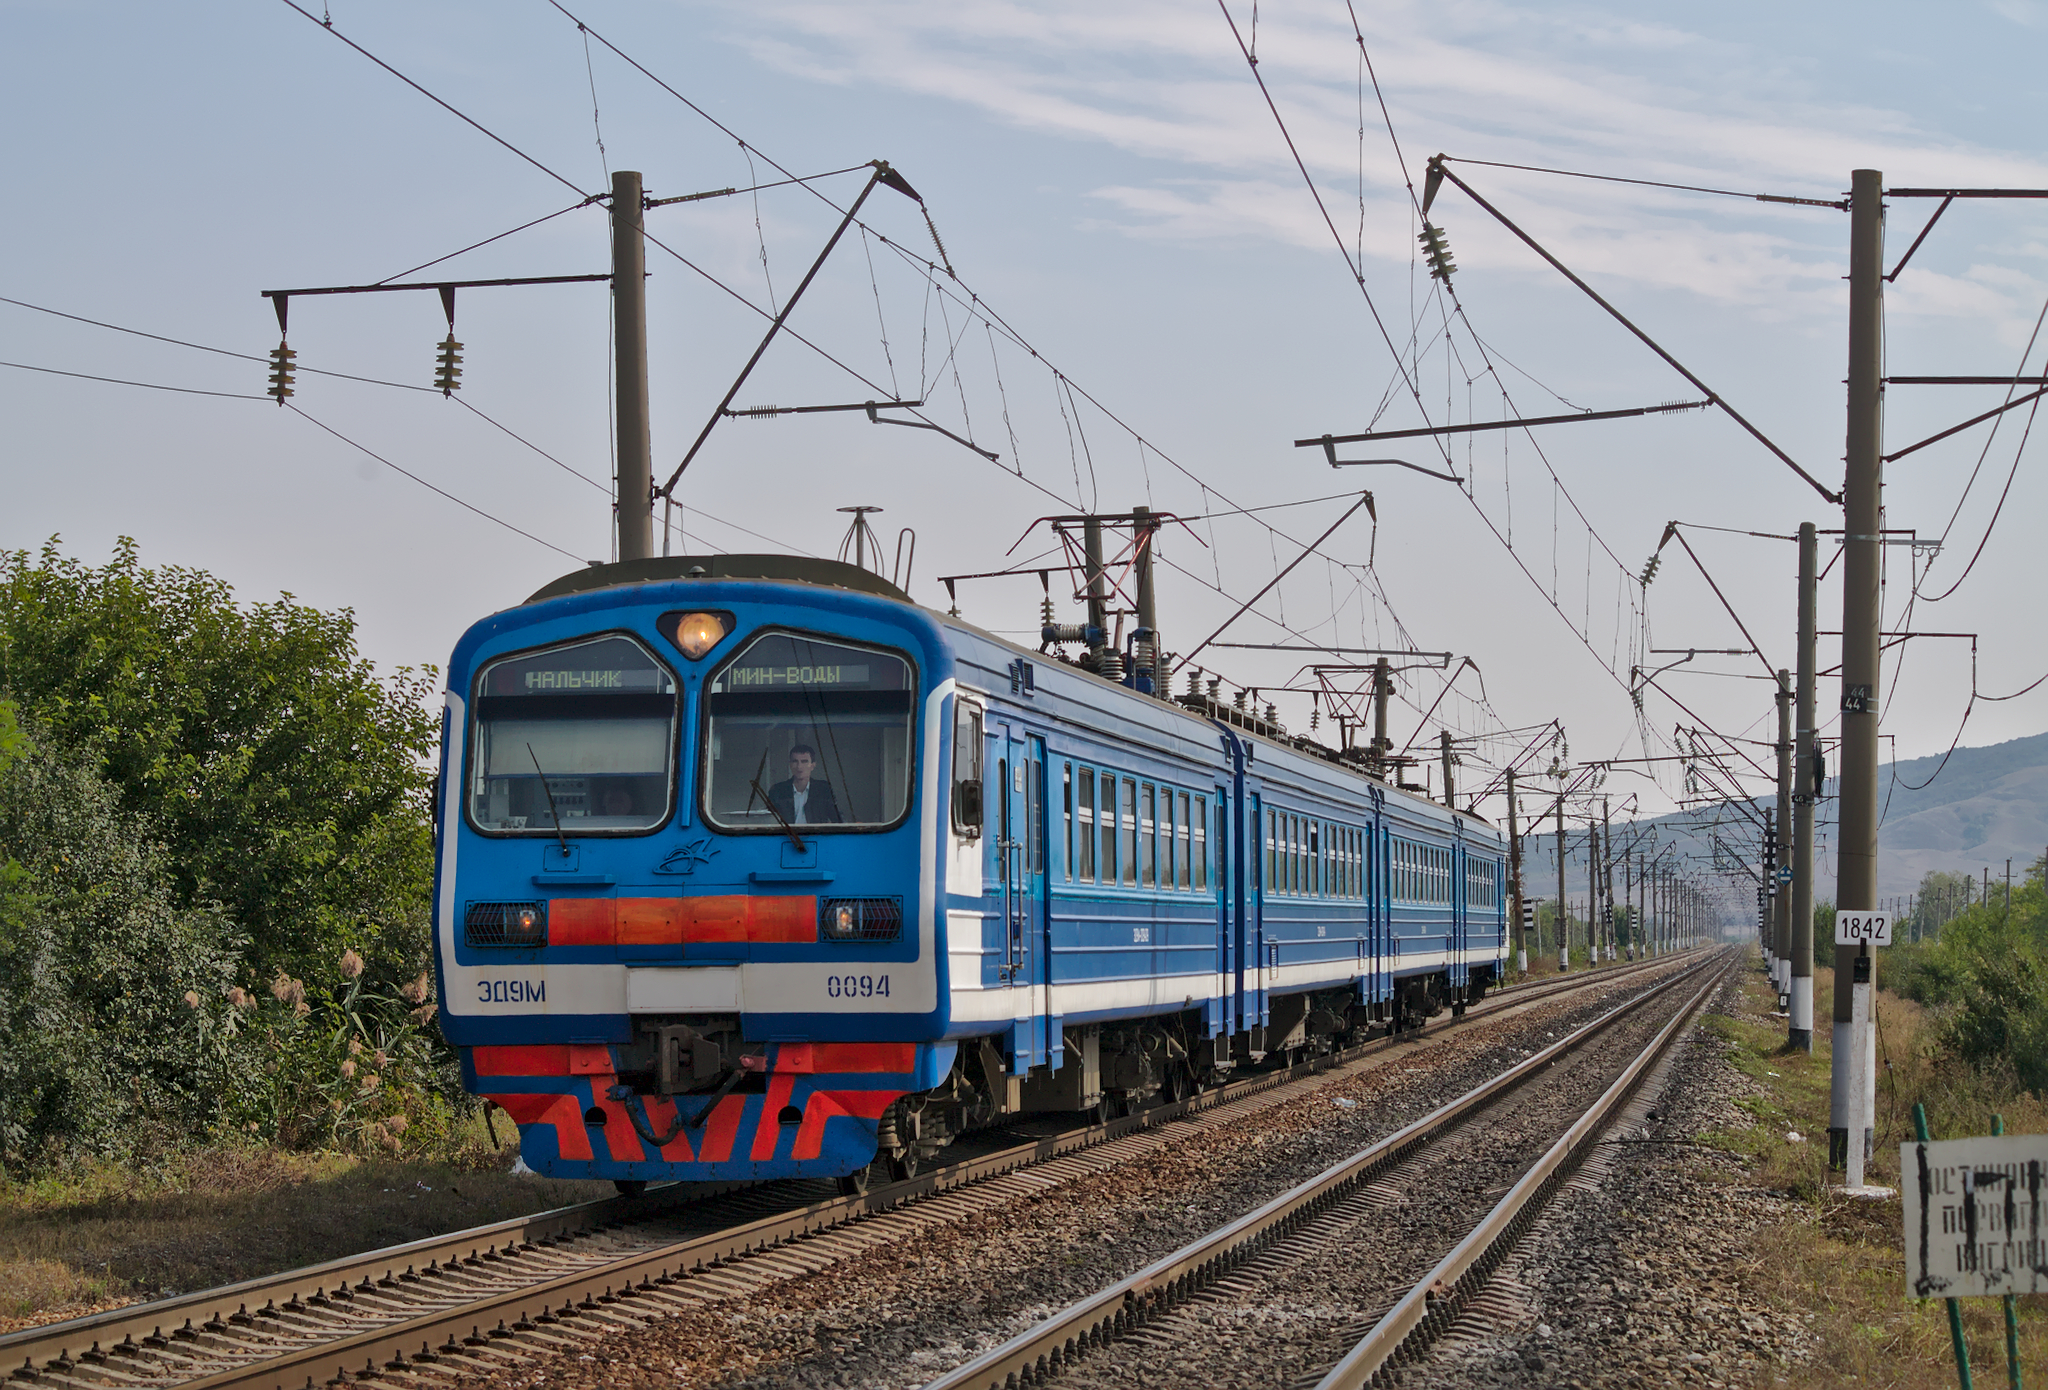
[1835,911,1892,947]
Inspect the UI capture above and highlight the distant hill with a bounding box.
[1866,730,2048,897]
[1511,730,2048,913]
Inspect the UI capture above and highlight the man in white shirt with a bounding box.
[767,744,843,824]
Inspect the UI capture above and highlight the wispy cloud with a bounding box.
[715,0,2048,325]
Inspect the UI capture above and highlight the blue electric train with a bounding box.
[431,554,1506,1190]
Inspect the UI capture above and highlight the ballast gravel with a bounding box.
[1395,973,1815,1390]
[439,961,1699,1390]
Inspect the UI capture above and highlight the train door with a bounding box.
[1233,785,1261,1041]
[1212,780,1231,1045]
[996,723,1050,1069]
[1450,837,1468,992]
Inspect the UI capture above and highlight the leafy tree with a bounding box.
[0,539,438,985]
[1909,870,1976,940]
[0,707,249,1165]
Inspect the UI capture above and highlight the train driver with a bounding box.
[767,744,842,825]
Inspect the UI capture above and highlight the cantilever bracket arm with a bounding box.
[1424,156,1842,506]
[1299,399,1710,453]
[1307,438,1461,482]
[660,161,920,498]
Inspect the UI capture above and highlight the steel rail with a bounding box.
[1315,952,1731,1387]
[2,950,1693,1389]
[916,950,1722,1390]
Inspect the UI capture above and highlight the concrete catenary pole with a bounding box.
[1775,669,1795,999]
[1556,794,1569,972]
[611,171,654,563]
[1440,730,1456,807]
[1370,658,1392,777]
[1134,506,1160,697]
[1831,168,1886,1172]
[1083,518,1109,673]
[1791,521,1819,1051]
[1601,798,1615,961]
[1507,768,1527,975]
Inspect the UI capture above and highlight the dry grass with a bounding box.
[1702,964,2047,1388]
[0,1111,609,1332]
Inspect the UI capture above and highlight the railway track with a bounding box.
[920,947,1733,1390]
[1,951,1700,1390]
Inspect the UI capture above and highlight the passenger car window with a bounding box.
[703,632,915,831]
[469,634,678,835]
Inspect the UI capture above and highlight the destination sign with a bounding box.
[521,669,665,691]
[724,664,872,689]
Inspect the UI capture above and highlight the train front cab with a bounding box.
[431,563,963,1186]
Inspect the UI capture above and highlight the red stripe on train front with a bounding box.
[792,1088,896,1161]
[697,1094,747,1162]
[751,1073,798,1161]
[485,1092,593,1161]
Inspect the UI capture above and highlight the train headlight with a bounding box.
[668,611,728,659]
[829,904,858,939]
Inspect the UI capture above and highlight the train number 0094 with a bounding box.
[826,974,890,999]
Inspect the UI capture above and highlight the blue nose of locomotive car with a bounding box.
[430,558,958,1183]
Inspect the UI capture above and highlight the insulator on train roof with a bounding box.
[1418,222,1457,282]
[1310,706,1321,731]
[1186,666,1203,697]
[1232,688,1247,710]
[1639,553,1662,587]
[435,335,464,397]
[267,341,296,404]
[1264,702,1279,724]
[1207,676,1222,700]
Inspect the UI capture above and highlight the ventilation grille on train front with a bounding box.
[819,897,903,942]
[465,900,548,948]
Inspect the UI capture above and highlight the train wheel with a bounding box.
[613,1180,648,1198]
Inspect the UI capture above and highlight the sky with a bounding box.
[5,0,2046,882]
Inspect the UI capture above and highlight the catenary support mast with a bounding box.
[1832,169,1885,1171]
[1790,522,1819,1051]
[612,170,654,562]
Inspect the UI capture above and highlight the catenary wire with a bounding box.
[276,0,593,199]
[287,404,585,560]
[0,359,270,400]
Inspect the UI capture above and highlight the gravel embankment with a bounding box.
[442,962,1696,1390]
[1398,973,1815,1390]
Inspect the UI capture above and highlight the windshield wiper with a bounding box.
[526,744,570,856]
[750,774,807,853]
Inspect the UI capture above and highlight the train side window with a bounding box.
[1161,786,1176,890]
[952,704,984,835]
[1120,778,1138,886]
[1101,772,1118,885]
[1310,821,1322,898]
[1193,797,1208,891]
[1062,763,1073,881]
[1139,783,1156,888]
[997,757,1009,883]
[1264,809,1276,894]
[1029,749,1043,876]
[1075,768,1095,883]
[1177,792,1192,889]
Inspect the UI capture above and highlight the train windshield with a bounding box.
[703,632,915,832]
[468,635,678,834]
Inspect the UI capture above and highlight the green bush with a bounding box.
[0,539,438,988]
[0,713,249,1165]
[1884,861,2048,1096]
